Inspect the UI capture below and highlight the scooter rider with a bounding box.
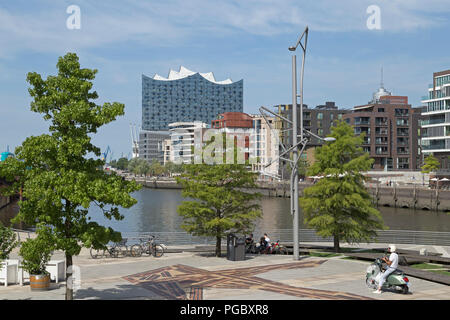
[373,244,399,294]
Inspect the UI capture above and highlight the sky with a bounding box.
[0,0,449,159]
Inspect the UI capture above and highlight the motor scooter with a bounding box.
[365,257,410,294]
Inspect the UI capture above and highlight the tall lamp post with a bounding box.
[288,27,308,260]
[259,26,335,260]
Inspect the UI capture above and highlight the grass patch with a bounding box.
[410,263,450,277]
[410,263,442,270]
[307,251,342,258]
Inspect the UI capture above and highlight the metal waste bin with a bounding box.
[227,233,246,261]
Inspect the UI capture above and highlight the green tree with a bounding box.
[2,53,141,299]
[176,164,262,257]
[115,157,129,170]
[299,121,385,252]
[127,157,141,175]
[0,222,18,261]
[421,154,440,173]
[149,159,164,176]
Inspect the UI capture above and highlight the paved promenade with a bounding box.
[1,242,449,300]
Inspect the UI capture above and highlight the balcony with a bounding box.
[375,120,388,126]
[397,129,409,136]
[375,138,388,145]
[354,117,371,126]
[375,147,388,155]
[421,117,445,126]
[375,128,388,135]
[395,109,409,117]
[396,119,409,126]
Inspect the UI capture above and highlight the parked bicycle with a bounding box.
[270,240,288,255]
[130,235,165,258]
[90,239,129,259]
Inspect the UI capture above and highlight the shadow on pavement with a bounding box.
[74,284,162,300]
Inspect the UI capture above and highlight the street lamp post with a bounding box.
[289,27,308,260]
[259,26,334,261]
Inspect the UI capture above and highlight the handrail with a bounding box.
[10,228,33,243]
[10,228,450,246]
[121,229,450,247]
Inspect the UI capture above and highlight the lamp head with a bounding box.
[323,137,336,142]
[288,46,296,51]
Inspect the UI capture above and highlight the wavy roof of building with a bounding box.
[152,66,234,84]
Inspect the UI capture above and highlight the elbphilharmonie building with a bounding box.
[142,66,243,131]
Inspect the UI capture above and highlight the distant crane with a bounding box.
[101,146,111,163]
[130,123,139,159]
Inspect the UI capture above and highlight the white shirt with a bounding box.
[389,252,399,269]
[264,236,271,246]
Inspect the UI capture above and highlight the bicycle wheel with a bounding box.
[152,244,164,258]
[130,244,143,257]
[109,247,120,258]
[117,246,128,258]
[90,248,104,259]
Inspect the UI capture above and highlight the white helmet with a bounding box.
[389,244,396,253]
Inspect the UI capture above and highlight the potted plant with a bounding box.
[19,235,54,291]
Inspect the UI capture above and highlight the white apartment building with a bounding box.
[250,115,279,180]
[168,122,208,164]
[421,69,450,169]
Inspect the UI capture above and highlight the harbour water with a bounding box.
[87,188,450,234]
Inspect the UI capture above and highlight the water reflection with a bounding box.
[87,188,450,234]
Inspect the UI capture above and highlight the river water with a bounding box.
[87,188,450,234]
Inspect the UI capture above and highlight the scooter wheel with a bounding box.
[401,285,409,294]
[366,277,377,289]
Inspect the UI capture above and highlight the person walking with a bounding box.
[373,244,399,294]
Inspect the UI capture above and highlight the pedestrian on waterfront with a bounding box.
[373,244,399,294]
[263,233,272,253]
[245,233,254,245]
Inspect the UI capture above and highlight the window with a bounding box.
[317,113,323,120]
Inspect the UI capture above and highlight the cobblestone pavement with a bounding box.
[1,243,449,300]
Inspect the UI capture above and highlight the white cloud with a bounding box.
[0,0,449,58]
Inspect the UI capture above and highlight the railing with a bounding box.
[121,229,450,247]
[11,228,34,242]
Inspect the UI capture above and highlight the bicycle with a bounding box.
[130,235,165,258]
[271,240,288,255]
[90,239,129,259]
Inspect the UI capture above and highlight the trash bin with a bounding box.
[227,233,246,261]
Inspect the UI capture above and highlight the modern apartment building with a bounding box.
[250,114,279,179]
[343,84,419,170]
[138,130,170,164]
[165,122,208,165]
[142,66,243,131]
[420,69,450,169]
[274,102,349,165]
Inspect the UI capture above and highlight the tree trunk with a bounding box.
[333,235,340,253]
[216,236,221,257]
[65,253,73,300]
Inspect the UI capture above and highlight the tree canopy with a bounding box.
[299,121,385,252]
[176,164,261,257]
[0,53,141,299]
[421,154,440,173]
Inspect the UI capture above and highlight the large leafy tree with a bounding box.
[299,121,385,252]
[176,164,261,257]
[1,53,141,299]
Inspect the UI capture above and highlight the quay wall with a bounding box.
[131,177,450,211]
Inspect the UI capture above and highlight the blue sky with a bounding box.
[1,0,449,159]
